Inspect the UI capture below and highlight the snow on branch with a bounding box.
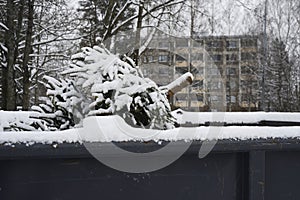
[160,72,194,96]
[0,22,8,31]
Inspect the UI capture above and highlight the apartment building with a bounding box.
[140,33,260,111]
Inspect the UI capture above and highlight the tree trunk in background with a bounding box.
[14,0,25,65]
[133,1,143,66]
[22,0,34,110]
[1,48,7,110]
[4,0,16,111]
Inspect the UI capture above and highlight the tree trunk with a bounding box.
[22,0,34,110]
[4,0,16,111]
[14,0,25,64]
[133,1,144,66]
[1,43,7,109]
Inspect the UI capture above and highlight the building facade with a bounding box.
[140,34,260,111]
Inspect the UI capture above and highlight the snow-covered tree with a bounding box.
[5,74,88,131]
[64,45,176,130]
[30,75,88,130]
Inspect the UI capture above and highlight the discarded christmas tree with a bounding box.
[64,45,176,130]
[30,76,87,131]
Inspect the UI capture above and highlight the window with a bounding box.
[197,94,204,101]
[226,54,238,62]
[158,55,169,62]
[148,55,154,62]
[226,80,237,90]
[226,95,237,103]
[241,38,257,48]
[211,54,222,62]
[226,41,238,48]
[143,56,147,63]
[190,66,198,74]
[226,67,237,75]
[206,40,223,48]
[191,93,204,101]
[193,40,203,47]
[175,67,188,74]
[191,80,204,90]
[176,54,186,62]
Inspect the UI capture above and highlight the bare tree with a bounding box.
[3,0,17,110]
[0,0,80,110]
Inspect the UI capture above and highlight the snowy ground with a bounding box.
[1,110,300,145]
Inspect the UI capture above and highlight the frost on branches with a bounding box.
[64,45,176,130]
[30,76,88,131]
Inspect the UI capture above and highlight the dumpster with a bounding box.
[1,111,300,200]
[0,138,300,200]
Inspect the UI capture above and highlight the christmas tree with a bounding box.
[64,44,176,130]
[30,76,88,131]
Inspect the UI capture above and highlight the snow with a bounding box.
[0,22,8,31]
[0,129,80,145]
[66,0,79,9]
[0,111,37,132]
[0,112,300,145]
[77,115,300,142]
[172,109,300,124]
[0,43,7,52]
[160,72,194,94]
